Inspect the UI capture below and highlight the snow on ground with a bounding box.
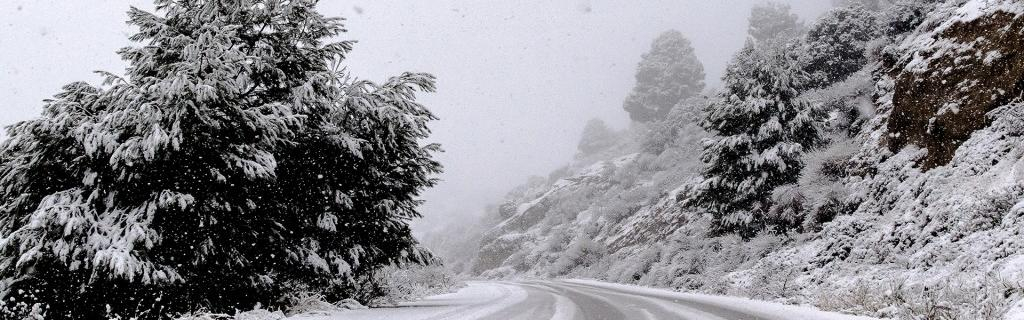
[287,279,880,320]
[288,281,528,320]
[565,279,878,320]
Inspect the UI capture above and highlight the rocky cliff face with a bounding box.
[888,1,1024,168]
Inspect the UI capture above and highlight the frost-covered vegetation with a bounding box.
[455,0,1024,319]
[0,0,446,318]
[358,265,465,307]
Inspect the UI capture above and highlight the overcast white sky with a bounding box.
[0,0,832,236]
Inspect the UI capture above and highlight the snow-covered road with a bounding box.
[290,280,877,320]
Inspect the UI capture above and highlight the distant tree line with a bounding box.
[620,1,882,237]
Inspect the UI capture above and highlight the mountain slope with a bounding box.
[460,0,1024,318]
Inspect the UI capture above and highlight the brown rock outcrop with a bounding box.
[888,10,1024,169]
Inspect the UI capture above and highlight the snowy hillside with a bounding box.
[6,0,1024,319]
[461,0,1024,319]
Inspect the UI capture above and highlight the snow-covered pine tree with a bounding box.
[801,5,878,88]
[686,40,823,237]
[623,30,705,123]
[831,0,881,10]
[577,118,617,155]
[270,72,441,302]
[0,1,439,318]
[747,2,804,44]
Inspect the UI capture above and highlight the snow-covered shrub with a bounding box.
[282,291,337,316]
[801,137,858,182]
[640,98,705,155]
[358,265,464,307]
[479,266,518,279]
[170,305,284,320]
[547,189,599,222]
[502,250,532,272]
[800,66,876,136]
[497,200,518,219]
[171,305,285,320]
[815,274,1021,320]
[744,232,790,262]
[795,137,860,230]
[171,310,233,320]
[542,227,574,254]
[604,246,661,283]
[732,257,802,302]
[813,278,893,316]
[551,237,607,276]
[593,185,652,223]
[232,309,286,320]
[879,0,943,37]
[767,184,807,232]
[609,159,646,187]
[609,217,792,295]
[472,233,531,274]
[803,189,856,232]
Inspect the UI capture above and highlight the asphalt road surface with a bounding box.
[290,280,877,320]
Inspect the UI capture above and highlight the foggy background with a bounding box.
[0,0,832,237]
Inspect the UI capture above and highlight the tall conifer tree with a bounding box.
[623,30,705,123]
[0,1,440,318]
[686,41,822,237]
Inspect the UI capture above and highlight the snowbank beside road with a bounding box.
[564,279,879,320]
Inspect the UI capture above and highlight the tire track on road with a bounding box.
[558,281,772,320]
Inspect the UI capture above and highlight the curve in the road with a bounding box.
[552,280,768,320]
[519,281,627,320]
[472,282,555,320]
[417,282,529,320]
[288,280,877,320]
